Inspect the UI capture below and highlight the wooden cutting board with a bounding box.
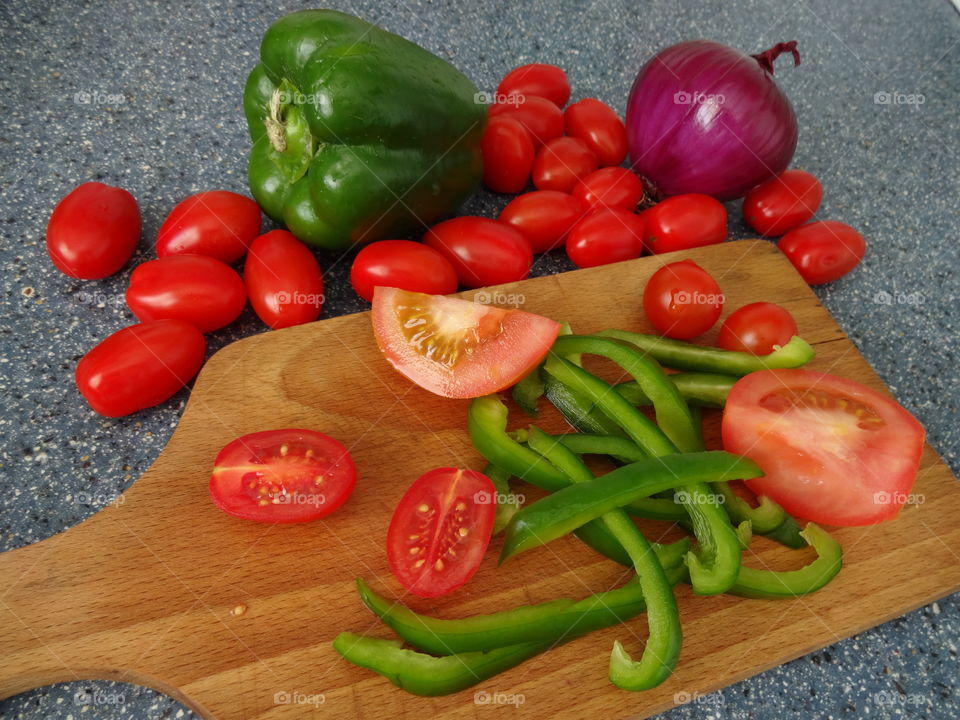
[2,239,958,719]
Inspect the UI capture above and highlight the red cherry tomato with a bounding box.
[210,429,357,523]
[75,320,206,417]
[499,191,587,253]
[481,115,535,194]
[488,96,564,147]
[572,167,644,211]
[244,230,324,329]
[778,220,866,285]
[496,63,570,107]
[643,194,728,254]
[718,302,798,355]
[126,255,247,333]
[46,182,141,279]
[532,137,599,193]
[387,467,496,597]
[423,217,532,288]
[643,260,724,339]
[743,169,823,237]
[566,208,645,268]
[350,240,458,302]
[563,98,628,167]
[156,191,261,264]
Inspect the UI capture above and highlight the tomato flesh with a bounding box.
[723,369,925,526]
[387,467,496,598]
[210,429,356,523]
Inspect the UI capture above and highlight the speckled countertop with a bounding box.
[1,0,957,718]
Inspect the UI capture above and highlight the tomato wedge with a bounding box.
[387,467,496,598]
[372,287,560,398]
[722,370,925,526]
[210,429,356,523]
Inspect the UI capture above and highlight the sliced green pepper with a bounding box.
[615,372,736,409]
[513,321,578,416]
[544,373,626,435]
[484,463,520,535]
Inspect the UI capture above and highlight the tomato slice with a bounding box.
[372,287,560,398]
[387,467,496,598]
[210,429,356,523]
[722,370,925,526]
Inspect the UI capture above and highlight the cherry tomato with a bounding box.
[481,115,535,194]
[563,98,628,166]
[75,320,205,417]
[718,302,798,355]
[572,167,644,211]
[423,217,532,288]
[531,137,598,193]
[46,182,141,279]
[643,194,728,254]
[488,96,564,147]
[372,287,560,398]
[125,255,247,333]
[566,208,645,268]
[244,230,324,329]
[496,63,570,107]
[209,429,357,523]
[156,191,261,264]
[778,220,865,285]
[743,169,822,237]
[499,191,587,253]
[643,260,724,339]
[350,240,458,302]
[387,467,496,597]
[723,369,925,526]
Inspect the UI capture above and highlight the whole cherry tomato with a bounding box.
[423,217,532,288]
[499,191,587,253]
[496,63,570,107]
[488,96,564,147]
[156,191,261,264]
[778,220,865,285]
[572,167,644,211]
[244,230,324,328]
[743,169,823,237]
[532,137,599,193]
[126,255,247,333]
[563,98,628,166]
[566,208,645,268]
[75,320,206,417]
[351,240,459,302]
[643,194,728,254]
[481,115,535,194]
[718,302,798,355]
[643,260,724,339]
[46,182,141,279]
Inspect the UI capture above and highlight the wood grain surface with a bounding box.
[1,239,958,719]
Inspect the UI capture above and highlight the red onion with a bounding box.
[626,40,800,201]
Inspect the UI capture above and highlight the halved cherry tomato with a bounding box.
[572,167,643,211]
[532,137,598,193]
[244,230,324,329]
[46,182,141,279]
[723,369,925,526]
[423,217,532,288]
[778,220,865,285]
[499,190,587,253]
[372,287,560,398]
[351,240,458,302]
[497,63,570,107]
[643,260,724,339]
[718,302,798,355]
[488,96,564,147]
[157,190,261,263]
[643,194,727,254]
[209,429,357,523]
[481,115,535,194]
[75,320,205,417]
[387,467,496,597]
[563,98,628,166]
[125,255,247,333]
[743,169,822,237]
[566,208,644,268]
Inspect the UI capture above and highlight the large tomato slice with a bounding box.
[387,467,496,598]
[372,287,560,398]
[722,369,925,526]
[209,429,356,523]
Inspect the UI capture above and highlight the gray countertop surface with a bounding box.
[1,0,958,718]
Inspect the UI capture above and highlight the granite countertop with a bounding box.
[1,0,957,718]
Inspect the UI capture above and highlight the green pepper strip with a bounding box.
[544,372,627,436]
[616,372,736,409]
[513,320,578,416]
[599,330,815,376]
[484,463,520,536]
